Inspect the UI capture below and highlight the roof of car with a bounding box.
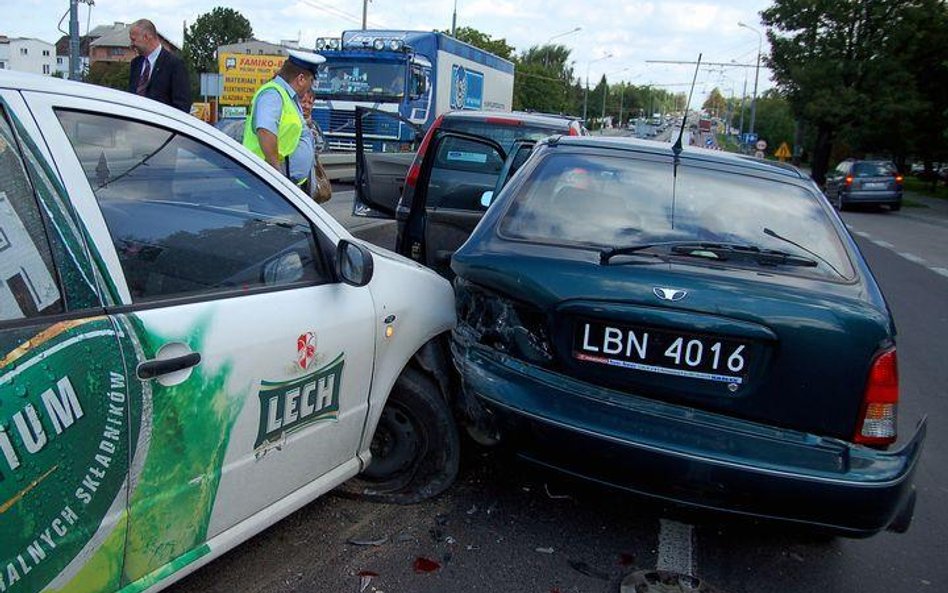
[441,110,580,128]
[543,135,809,180]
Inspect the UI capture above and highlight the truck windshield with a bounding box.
[314,60,405,100]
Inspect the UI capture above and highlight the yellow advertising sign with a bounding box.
[190,102,212,122]
[218,52,285,106]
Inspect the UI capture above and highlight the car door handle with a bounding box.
[137,352,202,380]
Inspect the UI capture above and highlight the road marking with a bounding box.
[656,519,693,576]
[932,268,948,279]
[851,229,871,238]
[872,239,895,249]
[898,252,928,266]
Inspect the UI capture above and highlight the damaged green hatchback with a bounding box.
[447,136,926,537]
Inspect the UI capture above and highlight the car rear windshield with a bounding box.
[499,152,854,280]
[442,119,567,153]
[852,162,896,177]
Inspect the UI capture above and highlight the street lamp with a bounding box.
[738,21,762,137]
[545,27,581,44]
[583,52,613,127]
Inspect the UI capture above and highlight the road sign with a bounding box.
[774,142,792,161]
[705,136,714,147]
[743,133,757,144]
[755,139,767,151]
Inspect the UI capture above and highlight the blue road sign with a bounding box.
[743,132,758,144]
[705,137,714,147]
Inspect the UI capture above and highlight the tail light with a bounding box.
[895,174,904,185]
[844,175,854,186]
[854,348,899,446]
[405,114,444,189]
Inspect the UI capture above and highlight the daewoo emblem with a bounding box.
[653,287,688,302]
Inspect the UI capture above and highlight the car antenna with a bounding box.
[672,53,702,161]
[671,53,702,230]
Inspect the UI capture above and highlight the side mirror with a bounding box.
[479,190,494,208]
[336,239,374,287]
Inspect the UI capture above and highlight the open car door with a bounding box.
[414,130,507,278]
[353,106,423,218]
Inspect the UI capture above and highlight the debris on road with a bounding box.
[536,547,555,554]
[413,557,441,573]
[347,536,389,547]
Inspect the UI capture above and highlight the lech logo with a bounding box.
[255,354,345,451]
[653,287,688,302]
[297,332,317,370]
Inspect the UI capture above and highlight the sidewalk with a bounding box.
[901,190,948,227]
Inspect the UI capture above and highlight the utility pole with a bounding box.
[738,22,763,136]
[362,0,369,30]
[68,0,80,80]
[452,0,458,36]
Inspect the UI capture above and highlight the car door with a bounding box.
[353,106,423,218]
[0,96,131,593]
[825,161,849,199]
[30,94,376,587]
[415,131,506,278]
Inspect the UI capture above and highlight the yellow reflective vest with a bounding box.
[242,80,304,179]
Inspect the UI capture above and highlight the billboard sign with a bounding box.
[218,52,285,106]
[449,65,484,110]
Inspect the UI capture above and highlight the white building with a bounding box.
[0,37,56,76]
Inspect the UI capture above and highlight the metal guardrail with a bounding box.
[319,152,356,182]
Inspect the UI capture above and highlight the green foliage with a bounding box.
[183,7,253,75]
[702,88,727,117]
[762,0,948,182]
[513,44,575,113]
[752,90,795,151]
[85,61,130,91]
[440,26,515,61]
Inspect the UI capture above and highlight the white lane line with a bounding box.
[898,252,928,266]
[934,268,948,279]
[851,230,871,238]
[656,519,694,576]
[872,239,895,249]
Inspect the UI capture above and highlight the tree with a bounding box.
[702,87,727,118]
[183,7,253,75]
[85,61,129,91]
[752,90,795,151]
[440,26,515,61]
[514,44,575,113]
[762,0,924,184]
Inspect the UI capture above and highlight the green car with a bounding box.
[405,132,925,537]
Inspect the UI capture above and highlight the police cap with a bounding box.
[286,49,326,74]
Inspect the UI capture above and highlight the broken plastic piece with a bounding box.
[536,547,555,554]
[568,560,610,581]
[348,536,389,546]
[413,557,441,573]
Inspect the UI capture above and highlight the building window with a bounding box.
[43,64,50,74]
[0,63,5,70]
[20,48,28,56]
[109,47,125,56]
[42,50,50,56]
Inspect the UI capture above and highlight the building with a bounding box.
[216,39,297,57]
[0,36,56,75]
[54,22,130,77]
[89,23,179,65]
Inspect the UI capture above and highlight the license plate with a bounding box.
[863,181,886,189]
[573,319,750,384]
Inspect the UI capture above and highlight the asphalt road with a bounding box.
[167,187,947,593]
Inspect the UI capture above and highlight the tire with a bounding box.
[339,367,460,504]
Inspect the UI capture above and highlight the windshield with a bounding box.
[442,119,569,153]
[852,161,896,177]
[499,152,853,279]
[314,59,406,100]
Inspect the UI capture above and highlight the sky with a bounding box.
[6,0,776,104]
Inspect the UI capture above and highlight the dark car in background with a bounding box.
[353,109,585,272]
[825,159,903,211]
[406,131,924,536]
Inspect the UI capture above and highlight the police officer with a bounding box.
[243,50,325,192]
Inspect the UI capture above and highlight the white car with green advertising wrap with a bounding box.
[0,71,460,593]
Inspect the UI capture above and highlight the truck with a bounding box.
[312,30,515,151]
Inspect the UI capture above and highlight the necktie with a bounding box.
[136,60,151,96]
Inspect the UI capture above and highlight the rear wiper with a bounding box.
[669,242,818,267]
[599,241,691,265]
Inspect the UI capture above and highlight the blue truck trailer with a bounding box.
[312,30,515,151]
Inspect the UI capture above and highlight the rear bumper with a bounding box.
[454,342,926,536]
[842,189,902,205]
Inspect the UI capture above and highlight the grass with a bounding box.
[903,177,948,200]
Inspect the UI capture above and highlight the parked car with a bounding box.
[0,71,461,593]
[412,131,924,536]
[824,159,903,211]
[353,109,586,275]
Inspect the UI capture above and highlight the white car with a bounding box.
[0,71,458,593]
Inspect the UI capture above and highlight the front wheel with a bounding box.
[340,367,460,504]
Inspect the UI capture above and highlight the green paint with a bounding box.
[120,314,244,584]
[117,545,210,593]
[47,513,127,593]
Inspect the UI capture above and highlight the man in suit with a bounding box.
[127,19,191,112]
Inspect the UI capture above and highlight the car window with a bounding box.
[56,110,331,303]
[852,162,895,177]
[499,152,854,280]
[0,107,64,320]
[442,119,565,153]
[427,135,504,210]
